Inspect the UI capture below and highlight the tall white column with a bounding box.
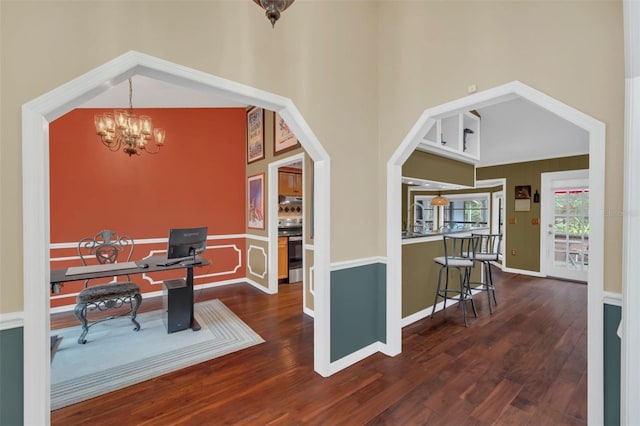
[622,1,640,424]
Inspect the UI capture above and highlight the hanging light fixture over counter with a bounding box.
[93,78,166,157]
[252,0,295,27]
[431,193,450,206]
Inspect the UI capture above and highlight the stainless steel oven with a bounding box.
[278,218,303,283]
[287,235,303,282]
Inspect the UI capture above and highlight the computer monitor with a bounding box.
[166,226,208,265]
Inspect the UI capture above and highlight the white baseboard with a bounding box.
[244,278,275,294]
[329,341,383,375]
[401,288,484,327]
[501,266,546,277]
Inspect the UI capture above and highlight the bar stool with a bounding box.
[430,234,480,327]
[469,233,503,314]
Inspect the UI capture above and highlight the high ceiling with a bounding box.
[81,76,589,181]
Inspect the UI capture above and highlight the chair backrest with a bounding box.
[442,234,480,265]
[78,230,134,265]
[472,233,503,256]
[77,230,134,286]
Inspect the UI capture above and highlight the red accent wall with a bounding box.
[50,108,245,240]
[49,108,246,308]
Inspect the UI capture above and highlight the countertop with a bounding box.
[402,226,489,244]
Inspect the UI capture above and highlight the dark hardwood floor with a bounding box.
[51,269,587,425]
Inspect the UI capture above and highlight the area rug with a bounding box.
[51,299,264,410]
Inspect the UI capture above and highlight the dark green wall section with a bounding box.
[604,304,621,426]
[331,263,386,362]
[0,327,23,426]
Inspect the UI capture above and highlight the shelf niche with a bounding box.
[421,111,480,163]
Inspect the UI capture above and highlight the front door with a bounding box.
[541,170,589,282]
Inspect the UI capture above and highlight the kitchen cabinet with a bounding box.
[278,168,302,196]
[278,236,288,280]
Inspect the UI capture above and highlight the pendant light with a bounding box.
[431,193,450,206]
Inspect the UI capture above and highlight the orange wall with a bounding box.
[49,108,247,307]
[50,108,246,240]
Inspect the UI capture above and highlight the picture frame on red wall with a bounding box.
[248,173,265,229]
[247,106,265,164]
[273,111,300,155]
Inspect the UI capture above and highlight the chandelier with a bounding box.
[93,78,166,157]
[252,0,295,27]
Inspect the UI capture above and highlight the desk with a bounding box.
[50,255,210,331]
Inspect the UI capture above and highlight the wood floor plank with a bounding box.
[51,271,587,425]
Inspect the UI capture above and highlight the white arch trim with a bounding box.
[386,80,605,424]
[21,51,332,425]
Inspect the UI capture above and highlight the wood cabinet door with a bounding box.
[278,170,302,196]
[278,236,288,280]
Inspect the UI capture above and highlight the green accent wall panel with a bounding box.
[0,327,23,426]
[331,263,386,362]
[604,304,621,426]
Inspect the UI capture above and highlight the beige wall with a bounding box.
[0,1,379,313]
[378,1,624,292]
[0,1,625,313]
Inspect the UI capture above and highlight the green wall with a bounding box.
[477,155,589,272]
[330,263,386,361]
[604,303,621,426]
[0,327,23,425]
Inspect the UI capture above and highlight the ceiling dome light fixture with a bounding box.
[431,193,450,206]
[253,0,295,27]
[93,78,166,157]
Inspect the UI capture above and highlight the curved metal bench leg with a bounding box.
[130,293,142,331]
[74,303,89,344]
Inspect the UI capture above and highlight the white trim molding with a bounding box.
[0,311,25,330]
[387,80,606,424]
[604,291,622,307]
[247,245,268,279]
[622,2,640,423]
[328,341,384,376]
[330,256,387,272]
[21,50,332,425]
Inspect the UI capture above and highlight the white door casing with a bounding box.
[387,81,605,424]
[540,170,590,282]
[21,51,332,425]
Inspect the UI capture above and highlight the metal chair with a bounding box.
[431,234,480,327]
[470,233,503,314]
[74,230,142,344]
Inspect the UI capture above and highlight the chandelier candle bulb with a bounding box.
[93,78,166,156]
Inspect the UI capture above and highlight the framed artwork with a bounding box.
[515,185,531,212]
[246,106,265,164]
[273,111,300,155]
[248,173,265,229]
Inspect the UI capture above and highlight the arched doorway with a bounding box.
[21,51,332,424]
[386,81,605,423]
